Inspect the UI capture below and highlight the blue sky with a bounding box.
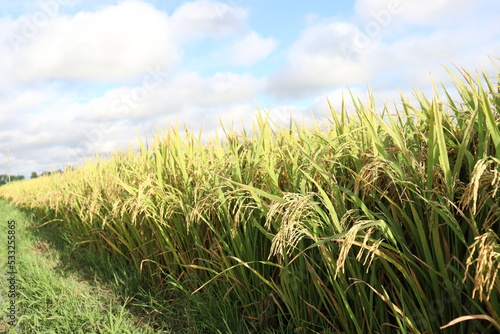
[0,0,499,177]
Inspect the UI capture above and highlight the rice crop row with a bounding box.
[1,65,499,333]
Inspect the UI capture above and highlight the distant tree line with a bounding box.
[0,170,65,186]
[30,170,64,179]
[0,174,25,185]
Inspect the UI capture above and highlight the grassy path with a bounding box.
[0,200,188,334]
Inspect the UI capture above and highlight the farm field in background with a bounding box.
[1,66,499,333]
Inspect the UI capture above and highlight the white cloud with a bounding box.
[3,1,176,83]
[170,0,247,41]
[0,90,48,118]
[82,70,263,122]
[354,0,473,25]
[229,31,276,66]
[0,0,251,84]
[267,0,499,100]
[7,1,179,81]
[267,22,374,99]
[366,14,500,89]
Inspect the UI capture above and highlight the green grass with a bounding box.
[1,64,499,333]
[0,200,196,333]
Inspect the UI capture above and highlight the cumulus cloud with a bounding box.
[266,22,374,99]
[229,31,276,66]
[3,1,175,82]
[267,0,499,100]
[170,0,247,41]
[365,12,500,89]
[354,0,473,25]
[82,71,263,122]
[1,0,249,84]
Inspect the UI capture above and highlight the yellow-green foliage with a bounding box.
[2,66,499,333]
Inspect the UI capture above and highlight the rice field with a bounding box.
[1,66,499,333]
